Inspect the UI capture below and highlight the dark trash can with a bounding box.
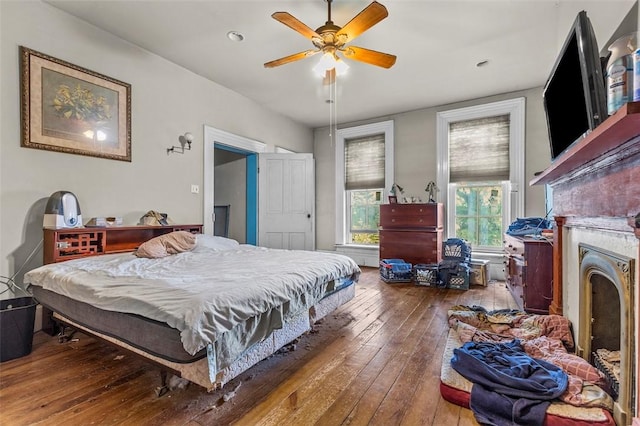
[0,297,37,362]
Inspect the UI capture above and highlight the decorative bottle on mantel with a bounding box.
[606,32,637,115]
[634,45,640,102]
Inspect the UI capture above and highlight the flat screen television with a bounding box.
[542,10,608,161]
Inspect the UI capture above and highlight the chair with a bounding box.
[213,205,230,237]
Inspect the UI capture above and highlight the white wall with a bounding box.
[314,87,551,251]
[0,1,312,298]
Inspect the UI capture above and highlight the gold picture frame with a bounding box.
[20,46,131,162]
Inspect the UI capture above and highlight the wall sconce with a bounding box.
[167,132,194,155]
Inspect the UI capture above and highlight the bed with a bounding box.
[440,306,616,426]
[24,231,360,392]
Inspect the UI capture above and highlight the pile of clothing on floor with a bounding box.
[447,305,613,426]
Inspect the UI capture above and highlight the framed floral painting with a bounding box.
[20,46,131,161]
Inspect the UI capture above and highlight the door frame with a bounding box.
[204,126,266,242]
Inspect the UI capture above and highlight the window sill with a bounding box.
[334,244,379,267]
[335,244,378,250]
[470,249,503,258]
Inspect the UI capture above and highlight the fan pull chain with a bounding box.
[325,69,340,147]
[335,76,339,146]
[328,89,332,139]
[328,70,336,146]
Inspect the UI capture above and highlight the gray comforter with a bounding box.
[24,240,360,355]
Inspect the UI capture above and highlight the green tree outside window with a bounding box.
[350,189,382,244]
[455,184,502,248]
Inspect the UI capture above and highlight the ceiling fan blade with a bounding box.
[272,12,321,40]
[264,50,319,68]
[336,1,388,43]
[343,46,396,68]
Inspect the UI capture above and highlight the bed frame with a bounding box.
[37,225,357,391]
[43,284,355,392]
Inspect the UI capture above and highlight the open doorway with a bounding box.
[213,145,257,244]
[204,126,266,245]
[204,126,314,249]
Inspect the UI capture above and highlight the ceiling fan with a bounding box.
[264,0,396,79]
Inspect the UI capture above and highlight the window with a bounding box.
[336,121,394,246]
[348,190,382,244]
[344,133,385,245]
[455,183,504,247]
[437,99,524,253]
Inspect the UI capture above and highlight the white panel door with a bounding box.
[258,153,315,250]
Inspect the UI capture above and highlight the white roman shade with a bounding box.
[449,115,510,182]
[345,134,385,190]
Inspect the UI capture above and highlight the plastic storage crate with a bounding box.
[380,259,413,283]
[442,238,472,263]
[413,264,439,286]
[442,268,470,290]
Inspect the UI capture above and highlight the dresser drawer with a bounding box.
[505,255,524,311]
[503,234,525,257]
[379,229,442,264]
[379,203,444,267]
[380,203,443,228]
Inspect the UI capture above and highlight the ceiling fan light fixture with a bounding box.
[334,57,349,76]
[313,52,335,76]
[313,52,349,77]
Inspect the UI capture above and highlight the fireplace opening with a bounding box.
[591,274,621,351]
[578,243,635,426]
[590,273,621,399]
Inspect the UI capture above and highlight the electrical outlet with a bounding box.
[190,184,200,194]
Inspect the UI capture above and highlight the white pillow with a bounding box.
[194,234,240,251]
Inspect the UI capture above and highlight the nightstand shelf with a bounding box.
[43,224,203,264]
[40,224,203,334]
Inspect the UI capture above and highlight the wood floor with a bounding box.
[0,267,519,426]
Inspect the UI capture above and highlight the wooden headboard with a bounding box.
[43,224,203,264]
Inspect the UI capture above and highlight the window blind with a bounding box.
[345,133,385,190]
[449,115,510,182]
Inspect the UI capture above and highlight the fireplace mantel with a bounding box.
[531,101,640,421]
[530,101,640,315]
[531,101,640,188]
[531,101,640,222]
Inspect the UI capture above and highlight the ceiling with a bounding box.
[46,0,635,128]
